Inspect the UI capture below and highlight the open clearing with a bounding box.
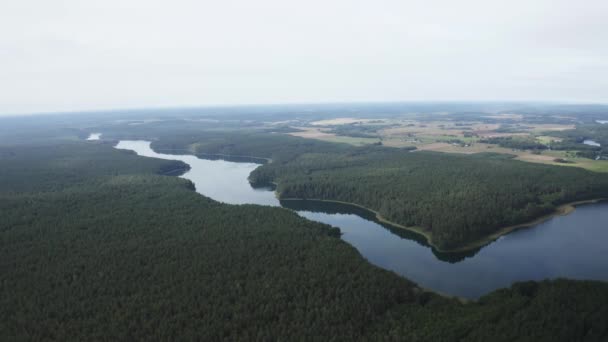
[289,127,379,146]
[289,127,336,139]
[310,118,382,126]
[482,114,524,120]
[277,118,606,172]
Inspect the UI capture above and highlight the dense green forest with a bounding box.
[549,124,608,159]
[476,123,608,160]
[249,145,608,249]
[2,139,608,340]
[551,124,608,147]
[94,123,608,250]
[142,130,608,250]
[478,135,602,157]
[478,136,549,151]
[328,122,393,139]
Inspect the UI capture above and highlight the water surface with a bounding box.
[115,140,278,206]
[583,139,601,147]
[115,140,608,298]
[86,133,102,141]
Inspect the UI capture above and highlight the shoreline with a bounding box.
[445,198,606,253]
[279,196,606,253]
[151,144,273,163]
[196,152,272,163]
[118,140,606,301]
[131,141,607,254]
[279,196,434,243]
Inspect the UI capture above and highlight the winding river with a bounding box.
[115,140,608,299]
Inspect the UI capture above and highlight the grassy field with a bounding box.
[289,127,380,146]
[535,135,563,144]
[310,118,383,126]
[283,116,608,173]
[413,143,608,172]
[517,152,608,173]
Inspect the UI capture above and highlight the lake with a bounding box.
[86,133,102,141]
[115,140,608,299]
[583,139,601,147]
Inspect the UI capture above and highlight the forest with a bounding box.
[549,124,608,159]
[248,144,608,249]
[478,136,549,151]
[88,123,608,250]
[2,139,608,340]
[551,124,608,146]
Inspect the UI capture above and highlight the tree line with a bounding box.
[1,134,608,340]
[249,144,608,250]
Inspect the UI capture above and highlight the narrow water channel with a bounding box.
[114,140,608,298]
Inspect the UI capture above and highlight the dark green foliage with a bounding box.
[479,136,548,150]
[250,145,608,249]
[0,142,421,340]
[1,139,608,340]
[329,123,393,138]
[371,279,608,341]
[577,150,602,160]
[550,141,600,152]
[440,138,468,146]
[99,121,608,250]
[550,124,607,159]
[554,158,575,164]
[551,124,608,147]
[0,143,188,193]
[150,131,351,163]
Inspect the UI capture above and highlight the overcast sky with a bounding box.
[1,0,607,114]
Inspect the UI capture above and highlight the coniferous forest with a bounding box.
[1,116,608,340]
[116,128,608,250]
[3,0,608,336]
[249,143,608,249]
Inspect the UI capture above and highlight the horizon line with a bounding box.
[2,99,608,117]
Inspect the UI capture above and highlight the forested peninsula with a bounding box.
[250,146,608,250]
[138,131,608,251]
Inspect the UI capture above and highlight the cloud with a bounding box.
[1,0,607,114]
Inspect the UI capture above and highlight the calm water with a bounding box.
[583,139,601,147]
[115,140,278,206]
[114,140,608,298]
[86,133,102,141]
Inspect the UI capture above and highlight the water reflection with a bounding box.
[279,199,480,263]
[116,140,279,206]
[86,133,102,140]
[115,140,608,298]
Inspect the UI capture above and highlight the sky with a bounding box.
[1,0,607,115]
